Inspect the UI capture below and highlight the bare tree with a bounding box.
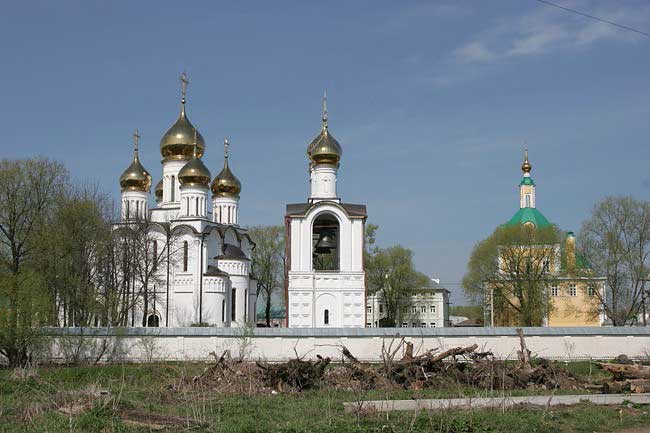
[578,196,650,325]
[248,225,284,326]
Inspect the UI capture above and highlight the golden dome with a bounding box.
[307,92,342,166]
[521,148,532,174]
[211,138,242,197]
[178,147,211,187]
[120,131,152,192]
[154,178,163,201]
[160,73,205,161]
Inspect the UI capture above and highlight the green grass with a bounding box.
[1,362,649,433]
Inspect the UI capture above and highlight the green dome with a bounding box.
[519,176,535,186]
[505,207,551,228]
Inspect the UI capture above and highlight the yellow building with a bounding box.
[487,151,604,327]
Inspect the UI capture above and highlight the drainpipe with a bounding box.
[165,230,170,327]
[199,232,206,324]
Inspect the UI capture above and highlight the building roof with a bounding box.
[216,243,249,261]
[505,207,551,228]
[519,176,535,186]
[286,202,367,218]
[203,265,229,277]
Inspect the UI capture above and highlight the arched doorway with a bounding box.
[147,314,160,327]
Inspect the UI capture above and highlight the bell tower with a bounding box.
[285,94,367,328]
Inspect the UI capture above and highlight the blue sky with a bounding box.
[1,1,649,304]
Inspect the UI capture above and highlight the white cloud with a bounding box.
[454,41,495,63]
[454,1,650,64]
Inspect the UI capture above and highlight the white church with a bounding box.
[116,75,368,328]
[117,73,257,328]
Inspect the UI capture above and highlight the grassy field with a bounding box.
[2,362,650,433]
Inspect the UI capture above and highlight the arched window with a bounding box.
[222,299,226,323]
[525,193,531,208]
[231,288,237,321]
[196,197,199,215]
[313,213,340,271]
[324,309,330,325]
[147,314,160,327]
[171,176,176,201]
[182,241,188,272]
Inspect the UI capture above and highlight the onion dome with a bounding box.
[178,133,211,187]
[307,92,342,166]
[521,148,532,174]
[154,179,163,201]
[119,130,152,192]
[159,72,205,161]
[211,138,242,197]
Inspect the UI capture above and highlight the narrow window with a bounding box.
[136,201,139,217]
[367,306,371,313]
[551,286,558,297]
[525,194,531,207]
[379,304,383,314]
[222,299,226,322]
[196,197,199,215]
[170,176,176,202]
[183,241,188,272]
[231,288,236,321]
[125,201,130,219]
[152,240,158,271]
[324,309,329,325]
[588,285,595,297]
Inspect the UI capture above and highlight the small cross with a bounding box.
[180,71,189,101]
[224,138,230,159]
[322,91,328,128]
[133,129,140,153]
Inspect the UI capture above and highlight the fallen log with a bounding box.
[599,363,650,380]
[628,379,650,393]
[429,344,478,363]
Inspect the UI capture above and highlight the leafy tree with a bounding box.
[248,225,285,326]
[578,196,650,325]
[0,158,68,366]
[366,244,430,327]
[463,224,562,326]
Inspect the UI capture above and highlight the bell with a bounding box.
[315,233,336,253]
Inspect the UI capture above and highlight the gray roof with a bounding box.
[217,243,249,261]
[286,202,367,218]
[204,265,229,277]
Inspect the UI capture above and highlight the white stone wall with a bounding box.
[46,328,650,363]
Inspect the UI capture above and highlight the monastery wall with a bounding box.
[43,327,650,363]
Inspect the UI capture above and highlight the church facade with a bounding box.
[485,150,605,327]
[116,74,256,328]
[285,96,368,328]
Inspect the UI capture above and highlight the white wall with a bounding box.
[45,328,650,363]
